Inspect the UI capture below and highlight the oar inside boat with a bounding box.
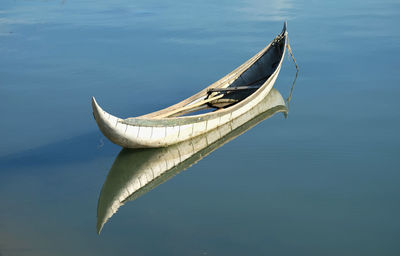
[206,86,260,108]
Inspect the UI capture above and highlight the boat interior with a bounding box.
[169,36,286,117]
[208,38,285,108]
[135,31,287,120]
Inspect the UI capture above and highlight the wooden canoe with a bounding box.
[92,22,288,148]
[96,88,288,234]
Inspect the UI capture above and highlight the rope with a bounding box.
[286,36,299,71]
[285,36,299,112]
[286,68,298,105]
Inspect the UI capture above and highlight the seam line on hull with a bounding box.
[177,147,182,163]
[150,167,155,180]
[164,158,168,170]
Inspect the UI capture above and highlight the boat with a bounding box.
[92,22,290,148]
[96,88,288,234]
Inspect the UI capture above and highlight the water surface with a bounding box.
[0,0,399,255]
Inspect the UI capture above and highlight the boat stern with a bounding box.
[91,97,144,148]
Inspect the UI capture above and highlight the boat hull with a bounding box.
[92,25,287,148]
[92,65,282,148]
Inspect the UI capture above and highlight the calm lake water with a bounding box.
[1,0,399,255]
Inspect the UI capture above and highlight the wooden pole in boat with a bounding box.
[156,94,225,118]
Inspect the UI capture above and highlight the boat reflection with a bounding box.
[97,88,288,234]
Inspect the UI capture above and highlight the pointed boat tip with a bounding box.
[96,213,106,235]
[91,96,98,108]
[96,224,103,235]
[282,21,287,33]
[91,96,103,114]
[91,96,107,124]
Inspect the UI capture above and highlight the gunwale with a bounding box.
[121,29,287,126]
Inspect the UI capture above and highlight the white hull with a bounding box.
[92,24,287,148]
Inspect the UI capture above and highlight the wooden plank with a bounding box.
[207,86,260,93]
[156,94,224,118]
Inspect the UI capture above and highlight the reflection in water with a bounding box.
[97,88,288,234]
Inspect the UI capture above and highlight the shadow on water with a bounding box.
[0,132,117,170]
[96,88,290,234]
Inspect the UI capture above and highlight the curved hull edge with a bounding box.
[92,97,151,148]
[91,66,282,149]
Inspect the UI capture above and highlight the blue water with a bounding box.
[1,0,399,255]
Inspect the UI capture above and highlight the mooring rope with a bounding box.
[286,36,299,71]
[285,36,299,110]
